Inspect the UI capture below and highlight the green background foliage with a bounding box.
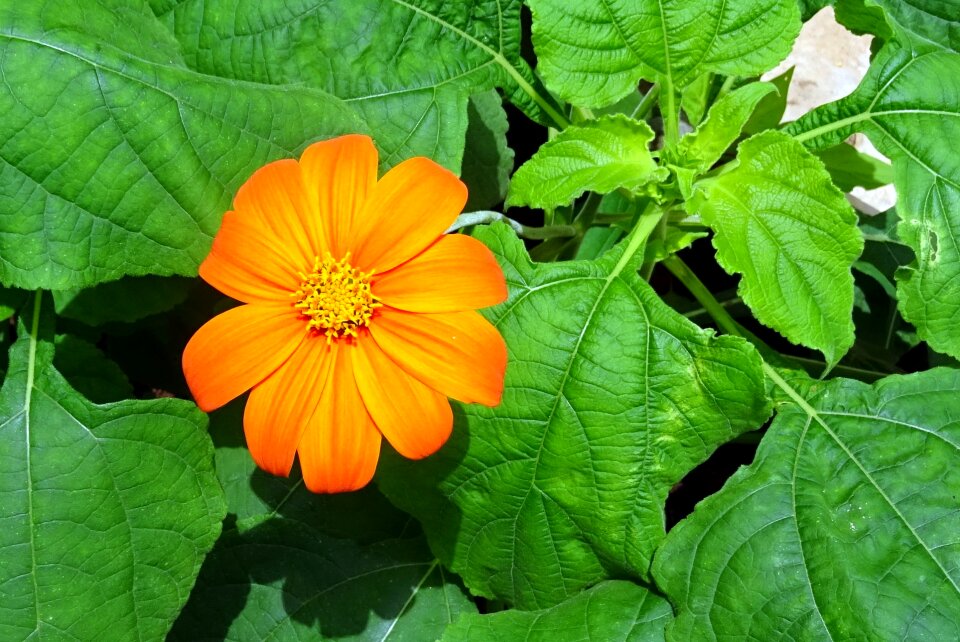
[2,0,959,639]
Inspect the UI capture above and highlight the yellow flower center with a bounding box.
[293,252,382,343]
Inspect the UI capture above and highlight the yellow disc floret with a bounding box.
[293,252,382,342]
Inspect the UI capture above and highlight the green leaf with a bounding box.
[207,399,412,540]
[377,223,771,609]
[0,294,225,640]
[742,66,794,134]
[53,276,192,326]
[170,520,474,642]
[835,0,893,39]
[442,580,672,641]
[814,142,894,192]
[690,130,863,365]
[527,0,800,108]
[0,287,28,322]
[678,82,778,175]
[680,74,715,127]
[53,334,133,403]
[576,226,625,260]
[798,0,832,21]
[787,44,960,358]
[0,1,362,290]
[653,368,960,640]
[868,0,959,52]
[462,91,515,211]
[168,395,471,640]
[152,0,564,171]
[507,115,666,209]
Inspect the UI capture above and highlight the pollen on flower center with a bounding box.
[293,252,382,343]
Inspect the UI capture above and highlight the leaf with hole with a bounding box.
[787,43,960,359]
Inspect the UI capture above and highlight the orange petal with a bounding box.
[369,308,506,407]
[232,158,320,267]
[199,210,301,303]
[296,343,382,493]
[244,336,335,477]
[350,157,467,273]
[299,135,378,258]
[373,234,507,313]
[353,337,453,459]
[182,304,305,412]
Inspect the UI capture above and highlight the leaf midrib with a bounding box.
[766,364,960,601]
[23,292,41,638]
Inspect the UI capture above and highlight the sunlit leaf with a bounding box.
[378,224,770,609]
[654,368,960,640]
[527,0,800,107]
[443,581,672,641]
[678,82,777,175]
[152,0,562,170]
[787,43,960,358]
[690,130,863,365]
[508,115,666,209]
[0,1,361,289]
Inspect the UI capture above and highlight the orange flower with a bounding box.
[182,135,508,493]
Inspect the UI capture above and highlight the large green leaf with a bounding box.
[508,115,666,209]
[0,0,362,290]
[869,0,959,52]
[526,0,800,108]
[787,44,960,358]
[443,580,672,641]
[152,0,563,171]
[690,130,863,365]
[170,521,474,642]
[0,294,225,640]
[169,398,475,640]
[653,368,960,640]
[377,223,770,609]
[206,399,412,539]
[462,90,515,211]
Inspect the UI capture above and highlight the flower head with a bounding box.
[182,135,507,493]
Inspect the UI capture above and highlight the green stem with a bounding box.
[639,212,670,281]
[662,255,743,337]
[792,113,870,144]
[520,225,578,240]
[572,191,603,230]
[716,74,738,100]
[24,290,41,411]
[761,362,820,416]
[683,296,743,320]
[631,84,661,120]
[446,211,576,240]
[610,205,664,279]
[661,77,680,151]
